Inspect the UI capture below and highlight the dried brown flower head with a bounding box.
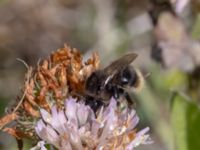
[0,45,99,140]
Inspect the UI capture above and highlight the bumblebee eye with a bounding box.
[121,67,137,86]
[121,77,129,84]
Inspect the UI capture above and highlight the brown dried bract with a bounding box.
[3,128,28,139]
[0,113,18,129]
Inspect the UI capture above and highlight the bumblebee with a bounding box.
[85,53,144,110]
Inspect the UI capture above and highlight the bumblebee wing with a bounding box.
[103,53,138,75]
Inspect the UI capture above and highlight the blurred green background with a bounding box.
[1,0,200,149]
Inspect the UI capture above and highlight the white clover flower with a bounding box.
[32,97,152,150]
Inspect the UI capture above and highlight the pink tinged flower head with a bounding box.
[33,97,152,149]
[171,0,189,13]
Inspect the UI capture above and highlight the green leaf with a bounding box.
[171,93,200,150]
[191,14,200,40]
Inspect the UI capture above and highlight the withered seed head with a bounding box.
[0,45,100,139]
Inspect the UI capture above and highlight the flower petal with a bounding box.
[30,141,47,150]
[40,109,52,124]
[65,97,78,125]
[77,103,89,126]
[126,127,153,149]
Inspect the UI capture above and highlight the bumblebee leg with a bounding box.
[111,85,121,106]
[85,96,104,113]
[123,92,134,106]
[112,86,119,99]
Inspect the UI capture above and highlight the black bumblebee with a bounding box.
[84,53,144,111]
